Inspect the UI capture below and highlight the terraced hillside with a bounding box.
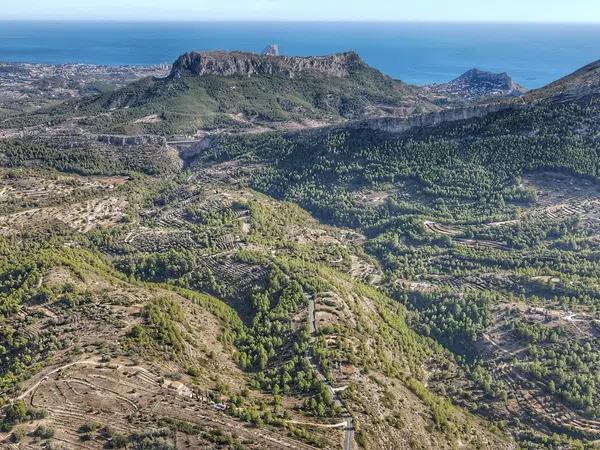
[2,52,600,450]
[197,81,600,448]
[0,167,517,449]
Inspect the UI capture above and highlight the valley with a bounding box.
[0,48,599,450]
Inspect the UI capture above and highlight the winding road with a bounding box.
[305,294,354,450]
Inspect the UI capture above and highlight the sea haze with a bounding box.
[1,21,599,88]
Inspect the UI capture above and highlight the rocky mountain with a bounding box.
[11,51,600,143]
[426,68,527,104]
[27,50,439,135]
[262,44,280,56]
[169,50,369,79]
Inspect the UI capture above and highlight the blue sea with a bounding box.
[1,21,600,88]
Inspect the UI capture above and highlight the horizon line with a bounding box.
[1,19,600,25]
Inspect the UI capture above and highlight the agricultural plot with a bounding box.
[480,303,600,438]
[7,356,327,450]
[422,171,600,251]
[0,196,128,235]
[124,228,203,253]
[348,255,382,285]
[0,172,127,208]
[0,170,130,236]
[200,254,267,297]
[522,171,600,217]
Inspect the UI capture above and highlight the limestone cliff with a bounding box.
[351,102,520,133]
[169,50,365,79]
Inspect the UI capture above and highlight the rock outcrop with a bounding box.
[428,69,527,102]
[169,50,364,79]
[97,134,167,147]
[262,44,280,57]
[351,102,520,134]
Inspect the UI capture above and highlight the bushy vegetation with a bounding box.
[405,289,493,354]
[200,93,600,438]
[207,96,600,229]
[1,66,599,449]
[1,400,47,432]
[2,58,431,136]
[129,297,187,352]
[0,138,175,176]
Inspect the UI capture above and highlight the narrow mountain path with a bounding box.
[305,293,354,450]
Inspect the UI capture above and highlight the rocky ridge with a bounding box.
[427,68,528,102]
[524,59,600,103]
[169,50,365,79]
[350,101,519,133]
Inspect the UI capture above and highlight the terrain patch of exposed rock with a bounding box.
[351,102,520,133]
[427,68,527,102]
[169,50,365,79]
[262,44,280,56]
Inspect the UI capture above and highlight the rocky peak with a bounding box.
[454,69,527,95]
[169,50,364,79]
[262,44,280,56]
[428,68,527,102]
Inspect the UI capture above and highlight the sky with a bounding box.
[2,0,600,22]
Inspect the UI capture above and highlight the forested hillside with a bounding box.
[1,51,438,136]
[205,94,600,227]
[0,51,599,449]
[198,90,600,447]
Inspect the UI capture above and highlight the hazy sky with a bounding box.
[3,0,600,22]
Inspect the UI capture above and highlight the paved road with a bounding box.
[305,295,354,450]
[167,135,212,143]
[344,418,354,450]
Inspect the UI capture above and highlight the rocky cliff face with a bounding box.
[169,51,364,79]
[427,69,527,102]
[351,102,520,133]
[97,134,167,147]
